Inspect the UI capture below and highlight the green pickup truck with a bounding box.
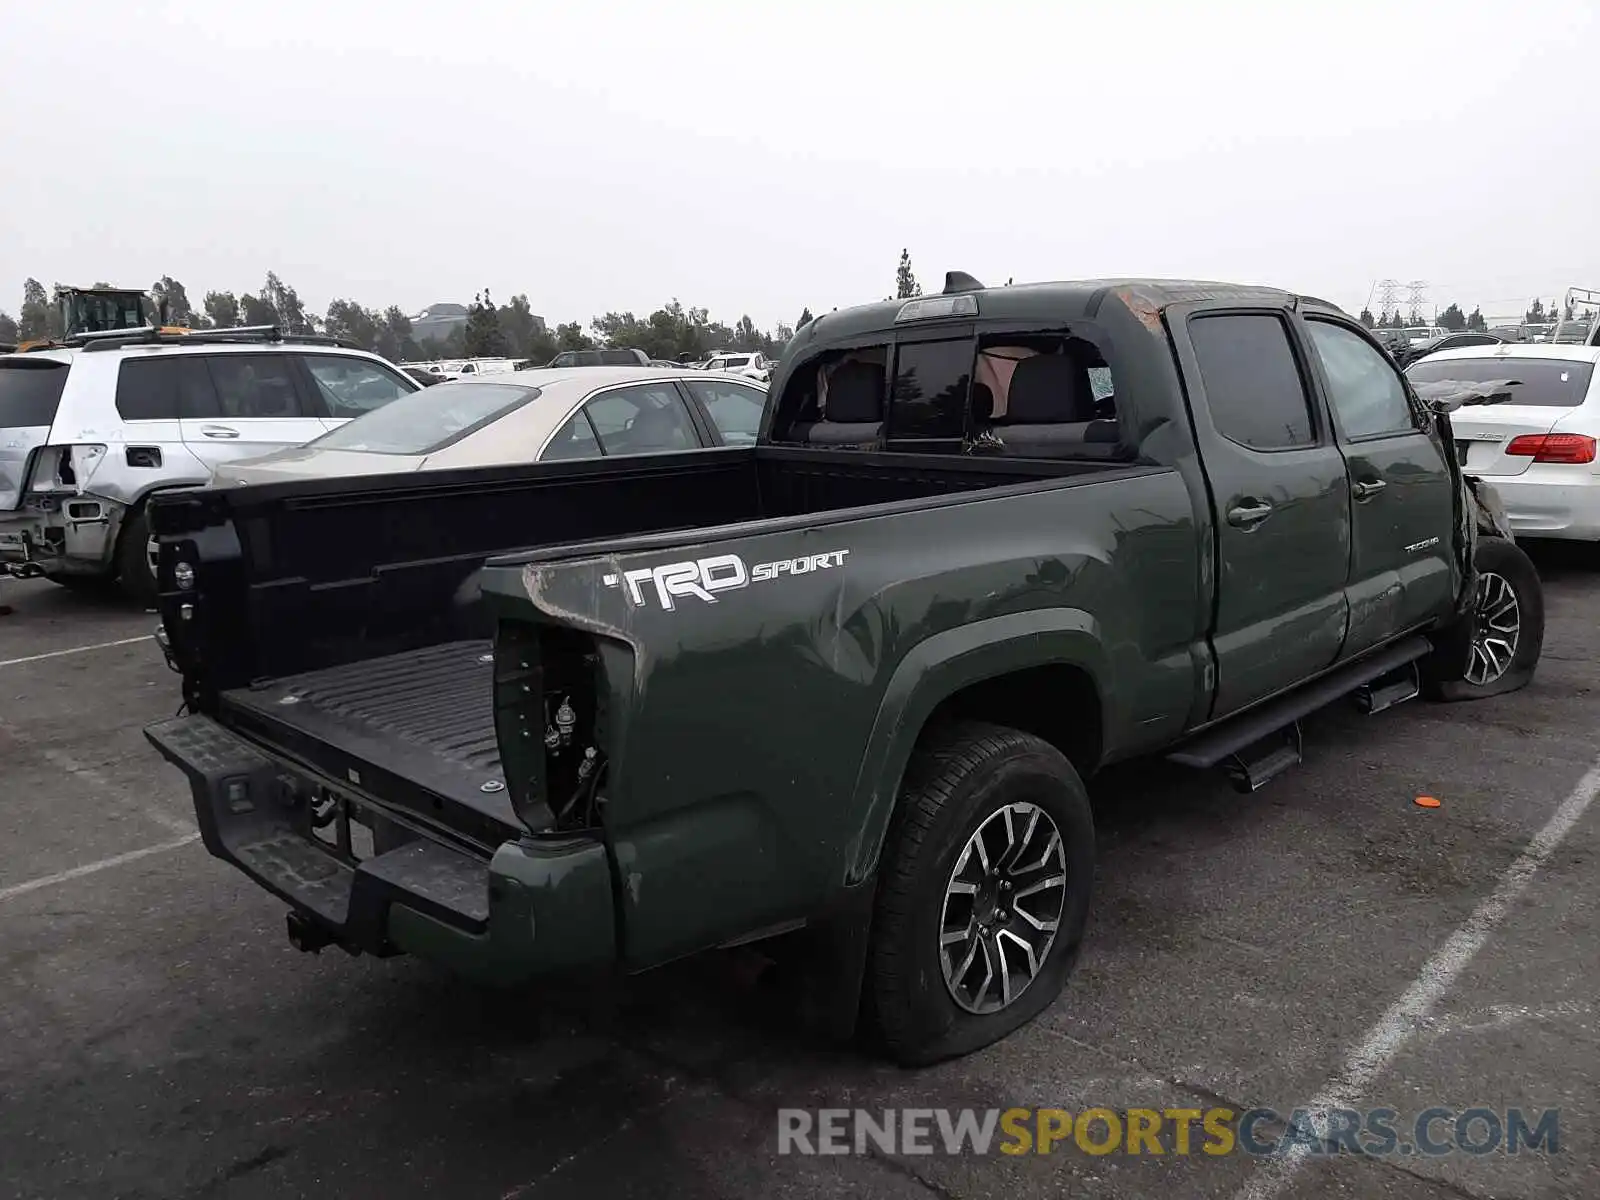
[145,276,1542,1065]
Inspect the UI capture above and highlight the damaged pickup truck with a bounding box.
[145,276,1542,1065]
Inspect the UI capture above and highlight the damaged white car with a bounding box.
[0,327,418,602]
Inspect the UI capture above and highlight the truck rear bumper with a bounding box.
[144,714,616,984]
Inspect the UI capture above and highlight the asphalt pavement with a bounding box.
[3,548,1599,1200]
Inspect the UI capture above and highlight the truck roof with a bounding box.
[795,276,1344,347]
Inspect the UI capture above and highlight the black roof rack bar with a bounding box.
[79,325,361,353]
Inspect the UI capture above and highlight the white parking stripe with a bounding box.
[0,635,153,669]
[0,833,199,903]
[1234,754,1600,1200]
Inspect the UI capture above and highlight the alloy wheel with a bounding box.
[1465,570,1520,686]
[939,801,1068,1015]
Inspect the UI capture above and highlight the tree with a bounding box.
[239,293,277,326]
[324,299,382,351]
[1466,307,1486,331]
[18,278,52,341]
[1437,303,1466,332]
[555,321,595,352]
[895,248,922,300]
[1358,307,1376,328]
[150,276,195,326]
[498,294,554,361]
[0,311,17,345]
[464,290,509,356]
[203,290,240,328]
[734,314,760,351]
[797,307,814,328]
[260,272,309,333]
[378,306,420,363]
[1525,298,1546,325]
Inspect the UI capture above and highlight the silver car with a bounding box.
[215,364,769,486]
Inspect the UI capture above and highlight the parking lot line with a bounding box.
[0,635,154,670]
[0,833,199,903]
[1234,752,1600,1200]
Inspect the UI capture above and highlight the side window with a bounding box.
[115,358,184,420]
[1306,321,1417,439]
[1188,314,1315,450]
[117,357,219,420]
[301,355,416,418]
[685,379,765,445]
[581,384,700,456]
[205,355,306,419]
[541,409,602,461]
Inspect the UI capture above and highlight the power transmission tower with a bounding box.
[1405,280,1429,325]
[1376,279,1402,323]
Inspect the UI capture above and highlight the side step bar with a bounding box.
[1354,661,1421,715]
[1169,635,1432,780]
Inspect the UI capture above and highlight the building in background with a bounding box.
[410,301,546,346]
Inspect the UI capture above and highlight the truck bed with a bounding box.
[217,640,527,837]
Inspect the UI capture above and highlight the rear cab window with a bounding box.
[1405,357,1597,408]
[771,326,1124,460]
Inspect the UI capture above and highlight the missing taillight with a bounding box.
[493,622,607,832]
[1505,433,1597,464]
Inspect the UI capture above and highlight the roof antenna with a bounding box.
[943,271,985,294]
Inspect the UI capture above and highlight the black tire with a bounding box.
[114,506,157,607]
[867,721,1095,1067]
[1422,536,1544,701]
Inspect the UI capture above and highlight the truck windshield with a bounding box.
[1406,357,1595,407]
[309,381,541,454]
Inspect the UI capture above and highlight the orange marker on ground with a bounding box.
[1415,795,1442,809]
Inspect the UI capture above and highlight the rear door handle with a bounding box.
[200,425,240,439]
[1352,478,1387,500]
[1227,500,1274,528]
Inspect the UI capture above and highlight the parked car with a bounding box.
[402,366,444,386]
[1408,342,1600,542]
[214,365,769,486]
[146,275,1540,1067]
[1393,330,1509,369]
[0,326,419,601]
[546,348,652,368]
[702,351,772,382]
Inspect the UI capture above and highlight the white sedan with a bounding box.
[1407,343,1600,541]
[213,364,769,486]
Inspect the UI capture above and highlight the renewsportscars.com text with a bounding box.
[776,1106,1560,1158]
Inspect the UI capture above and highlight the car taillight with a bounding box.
[1504,433,1597,464]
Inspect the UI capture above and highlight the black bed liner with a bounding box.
[218,640,530,837]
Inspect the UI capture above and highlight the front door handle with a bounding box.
[1352,478,1387,500]
[200,425,240,439]
[1227,500,1274,528]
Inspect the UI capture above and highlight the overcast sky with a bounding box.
[3,0,1597,331]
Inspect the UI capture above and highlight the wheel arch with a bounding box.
[840,608,1112,887]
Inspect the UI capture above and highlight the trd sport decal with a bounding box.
[602,550,850,610]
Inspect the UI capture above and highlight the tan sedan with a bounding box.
[214,364,769,486]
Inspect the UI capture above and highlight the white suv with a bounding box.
[0,327,419,602]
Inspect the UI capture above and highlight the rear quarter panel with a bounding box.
[487,465,1205,966]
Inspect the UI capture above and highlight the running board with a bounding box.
[1222,723,1303,793]
[1354,661,1421,715]
[1168,635,1432,773]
